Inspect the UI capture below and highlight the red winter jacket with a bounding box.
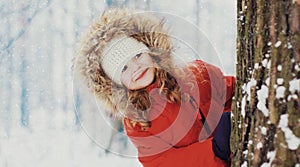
[124,60,236,167]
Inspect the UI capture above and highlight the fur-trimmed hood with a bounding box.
[74,8,174,118]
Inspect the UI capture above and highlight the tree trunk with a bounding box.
[232,0,300,166]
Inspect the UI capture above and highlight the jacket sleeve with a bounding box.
[124,119,227,167]
[224,76,236,112]
[123,117,175,158]
[139,138,227,167]
[187,60,236,140]
[189,60,235,115]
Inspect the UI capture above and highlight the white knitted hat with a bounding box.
[101,36,150,85]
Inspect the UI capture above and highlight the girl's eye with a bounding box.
[135,53,142,59]
[122,65,128,73]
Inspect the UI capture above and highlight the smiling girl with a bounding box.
[75,8,235,167]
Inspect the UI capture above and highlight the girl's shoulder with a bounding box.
[174,59,212,93]
[175,59,212,81]
[186,59,219,75]
[184,59,228,85]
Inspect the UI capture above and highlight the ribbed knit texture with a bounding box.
[101,36,149,85]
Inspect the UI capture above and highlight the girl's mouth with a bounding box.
[135,69,148,81]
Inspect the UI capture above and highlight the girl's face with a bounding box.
[121,53,155,90]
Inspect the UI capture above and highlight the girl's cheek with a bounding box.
[120,74,126,85]
[121,73,130,85]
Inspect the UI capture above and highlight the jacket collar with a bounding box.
[145,77,159,93]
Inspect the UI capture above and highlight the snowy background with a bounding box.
[0,0,236,166]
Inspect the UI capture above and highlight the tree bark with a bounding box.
[232,0,300,166]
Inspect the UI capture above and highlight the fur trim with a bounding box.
[74,8,173,117]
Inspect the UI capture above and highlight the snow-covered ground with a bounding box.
[0,128,141,167]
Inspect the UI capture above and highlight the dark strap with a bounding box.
[212,112,231,161]
[189,96,211,135]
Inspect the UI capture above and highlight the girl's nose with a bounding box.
[127,60,140,73]
[133,63,141,73]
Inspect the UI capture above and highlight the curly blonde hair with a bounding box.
[74,8,196,128]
